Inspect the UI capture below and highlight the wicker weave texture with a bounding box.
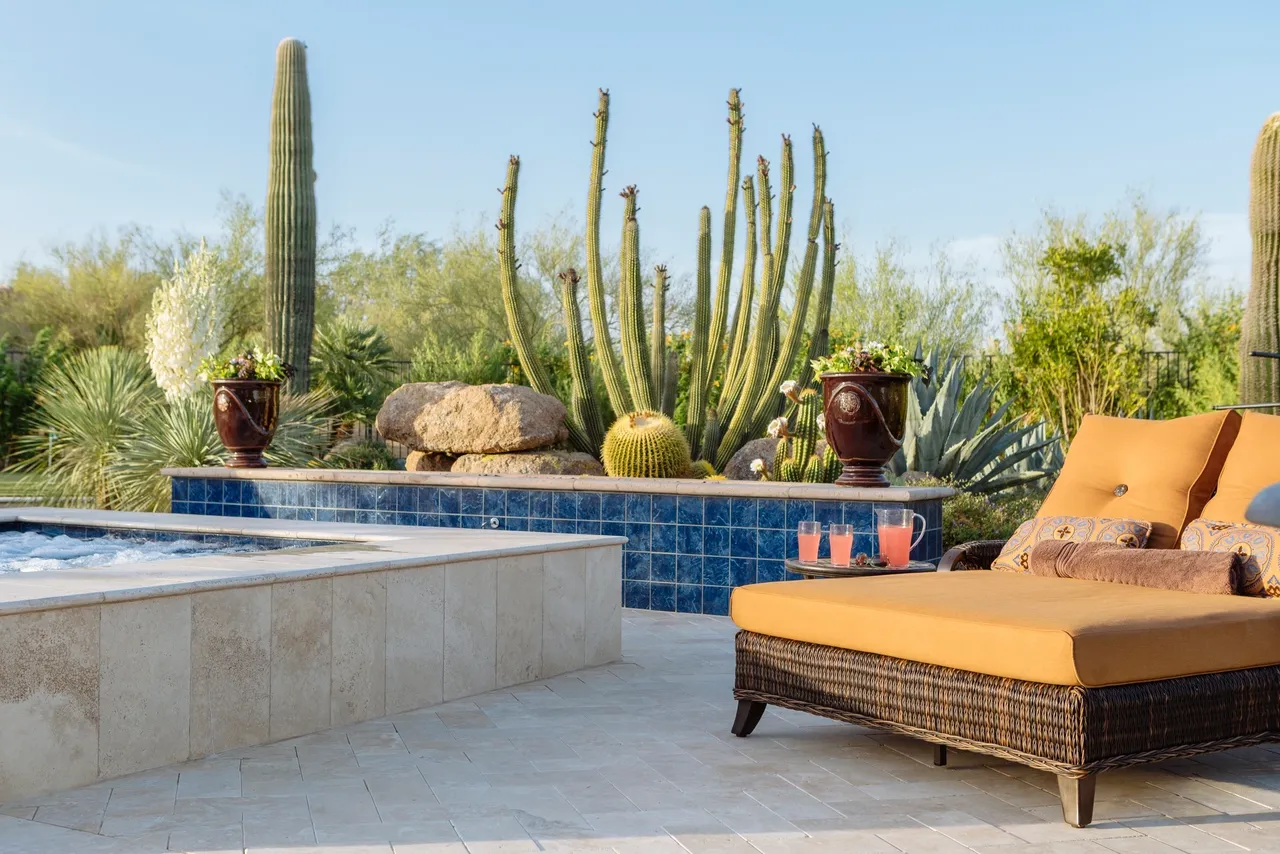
[735,630,1280,771]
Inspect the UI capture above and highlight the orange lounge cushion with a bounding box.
[1200,412,1280,525]
[1036,411,1240,549]
[730,572,1280,687]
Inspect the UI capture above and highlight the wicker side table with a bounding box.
[784,558,936,579]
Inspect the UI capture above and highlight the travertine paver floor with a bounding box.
[6,611,1280,853]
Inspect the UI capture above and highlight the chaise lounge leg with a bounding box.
[933,744,947,766]
[731,700,767,737]
[1058,774,1096,828]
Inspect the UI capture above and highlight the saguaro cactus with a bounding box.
[1242,113,1280,405]
[264,37,317,394]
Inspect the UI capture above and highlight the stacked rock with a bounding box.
[375,382,605,476]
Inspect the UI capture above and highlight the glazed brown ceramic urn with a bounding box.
[820,372,910,488]
[211,379,281,468]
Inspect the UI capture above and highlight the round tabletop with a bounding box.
[784,557,937,579]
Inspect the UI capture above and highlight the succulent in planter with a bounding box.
[810,342,923,488]
[199,349,294,468]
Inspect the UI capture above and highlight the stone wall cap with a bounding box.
[162,467,955,502]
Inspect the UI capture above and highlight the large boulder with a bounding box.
[722,437,831,480]
[404,450,457,472]
[376,381,467,449]
[376,382,569,454]
[451,451,604,476]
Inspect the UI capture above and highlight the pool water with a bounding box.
[0,525,334,573]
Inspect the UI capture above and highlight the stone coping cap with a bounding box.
[162,467,954,502]
[0,507,624,616]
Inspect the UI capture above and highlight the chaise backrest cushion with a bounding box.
[1198,412,1280,525]
[1036,410,1241,550]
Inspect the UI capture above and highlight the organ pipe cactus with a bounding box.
[602,411,693,478]
[264,37,317,394]
[1242,113,1280,405]
[497,89,839,470]
[650,264,668,412]
[558,269,606,448]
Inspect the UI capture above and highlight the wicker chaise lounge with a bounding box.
[730,410,1280,827]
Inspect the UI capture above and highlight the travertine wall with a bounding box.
[0,545,621,802]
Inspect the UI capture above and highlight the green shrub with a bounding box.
[0,328,66,467]
[323,438,397,470]
[311,317,396,426]
[942,489,1044,550]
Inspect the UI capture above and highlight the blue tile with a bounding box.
[460,490,484,515]
[650,583,676,612]
[731,557,757,587]
[417,487,439,514]
[730,527,756,557]
[651,524,677,554]
[677,496,704,525]
[356,486,377,511]
[375,510,396,525]
[786,499,815,530]
[395,512,414,526]
[601,493,626,522]
[678,525,703,555]
[731,498,758,527]
[530,491,553,519]
[172,500,189,514]
[375,486,396,511]
[505,516,528,531]
[785,533,800,560]
[315,483,334,508]
[437,487,459,515]
[676,555,703,584]
[462,515,484,529]
[704,526,729,556]
[814,501,843,527]
[758,559,786,582]
[296,507,316,522]
[651,552,676,582]
[438,514,460,528]
[279,507,299,521]
[705,497,731,527]
[854,533,876,560]
[625,551,651,580]
[553,519,577,534]
[505,490,529,518]
[652,495,677,524]
[704,586,731,616]
[624,581,650,609]
[553,492,577,520]
[602,521,626,539]
[758,499,786,530]
[418,513,439,527]
[337,509,357,524]
[396,486,416,513]
[576,520,601,535]
[845,501,874,531]
[336,484,356,509]
[206,480,224,504]
[757,528,786,561]
[173,479,189,502]
[577,492,601,520]
[479,489,504,517]
[624,522,651,552]
[677,584,702,613]
[188,480,206,502]
[703,556,730,587]
[626,494,652,522]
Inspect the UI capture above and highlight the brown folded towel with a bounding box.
[1028,540,1245,596]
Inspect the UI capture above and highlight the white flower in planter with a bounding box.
[146,240,226,402]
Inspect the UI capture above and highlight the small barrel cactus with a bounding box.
[690,459,718,479]
[602,411,694,478]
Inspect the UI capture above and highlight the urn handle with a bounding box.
[824,380,904,449]
[216,388,276,440]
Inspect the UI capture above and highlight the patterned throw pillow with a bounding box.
[1180,518,1279,597]
[992,516,1153,573]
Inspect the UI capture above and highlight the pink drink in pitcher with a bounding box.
[798,521,821,563]
[876,508,926,567]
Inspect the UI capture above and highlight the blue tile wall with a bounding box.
[172,477,945,616]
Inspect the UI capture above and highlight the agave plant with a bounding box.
[114,393,225,511]
[889,349,1060,494]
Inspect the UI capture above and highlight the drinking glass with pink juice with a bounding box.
[797,521,821,563]
[875,508,926,567]
[829,524,854,566]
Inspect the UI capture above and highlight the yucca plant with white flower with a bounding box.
[146,240,228,403]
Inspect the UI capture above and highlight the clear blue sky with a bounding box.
[0,0,1275,290]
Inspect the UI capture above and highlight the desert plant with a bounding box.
[323,437,396,470]
[146,240,227,402]
[114,393,225,512]
[763,384,841,484]
[601,411,693,479]
[889,350,1060,494]
[1242,113,1280,406]
[498,89,839,468]
[14,346,161,508]
[311,317,396,427]
[264,37,317,394]
[409,330,514,385]
[941,488,1045,550]
[0,329,65,467]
